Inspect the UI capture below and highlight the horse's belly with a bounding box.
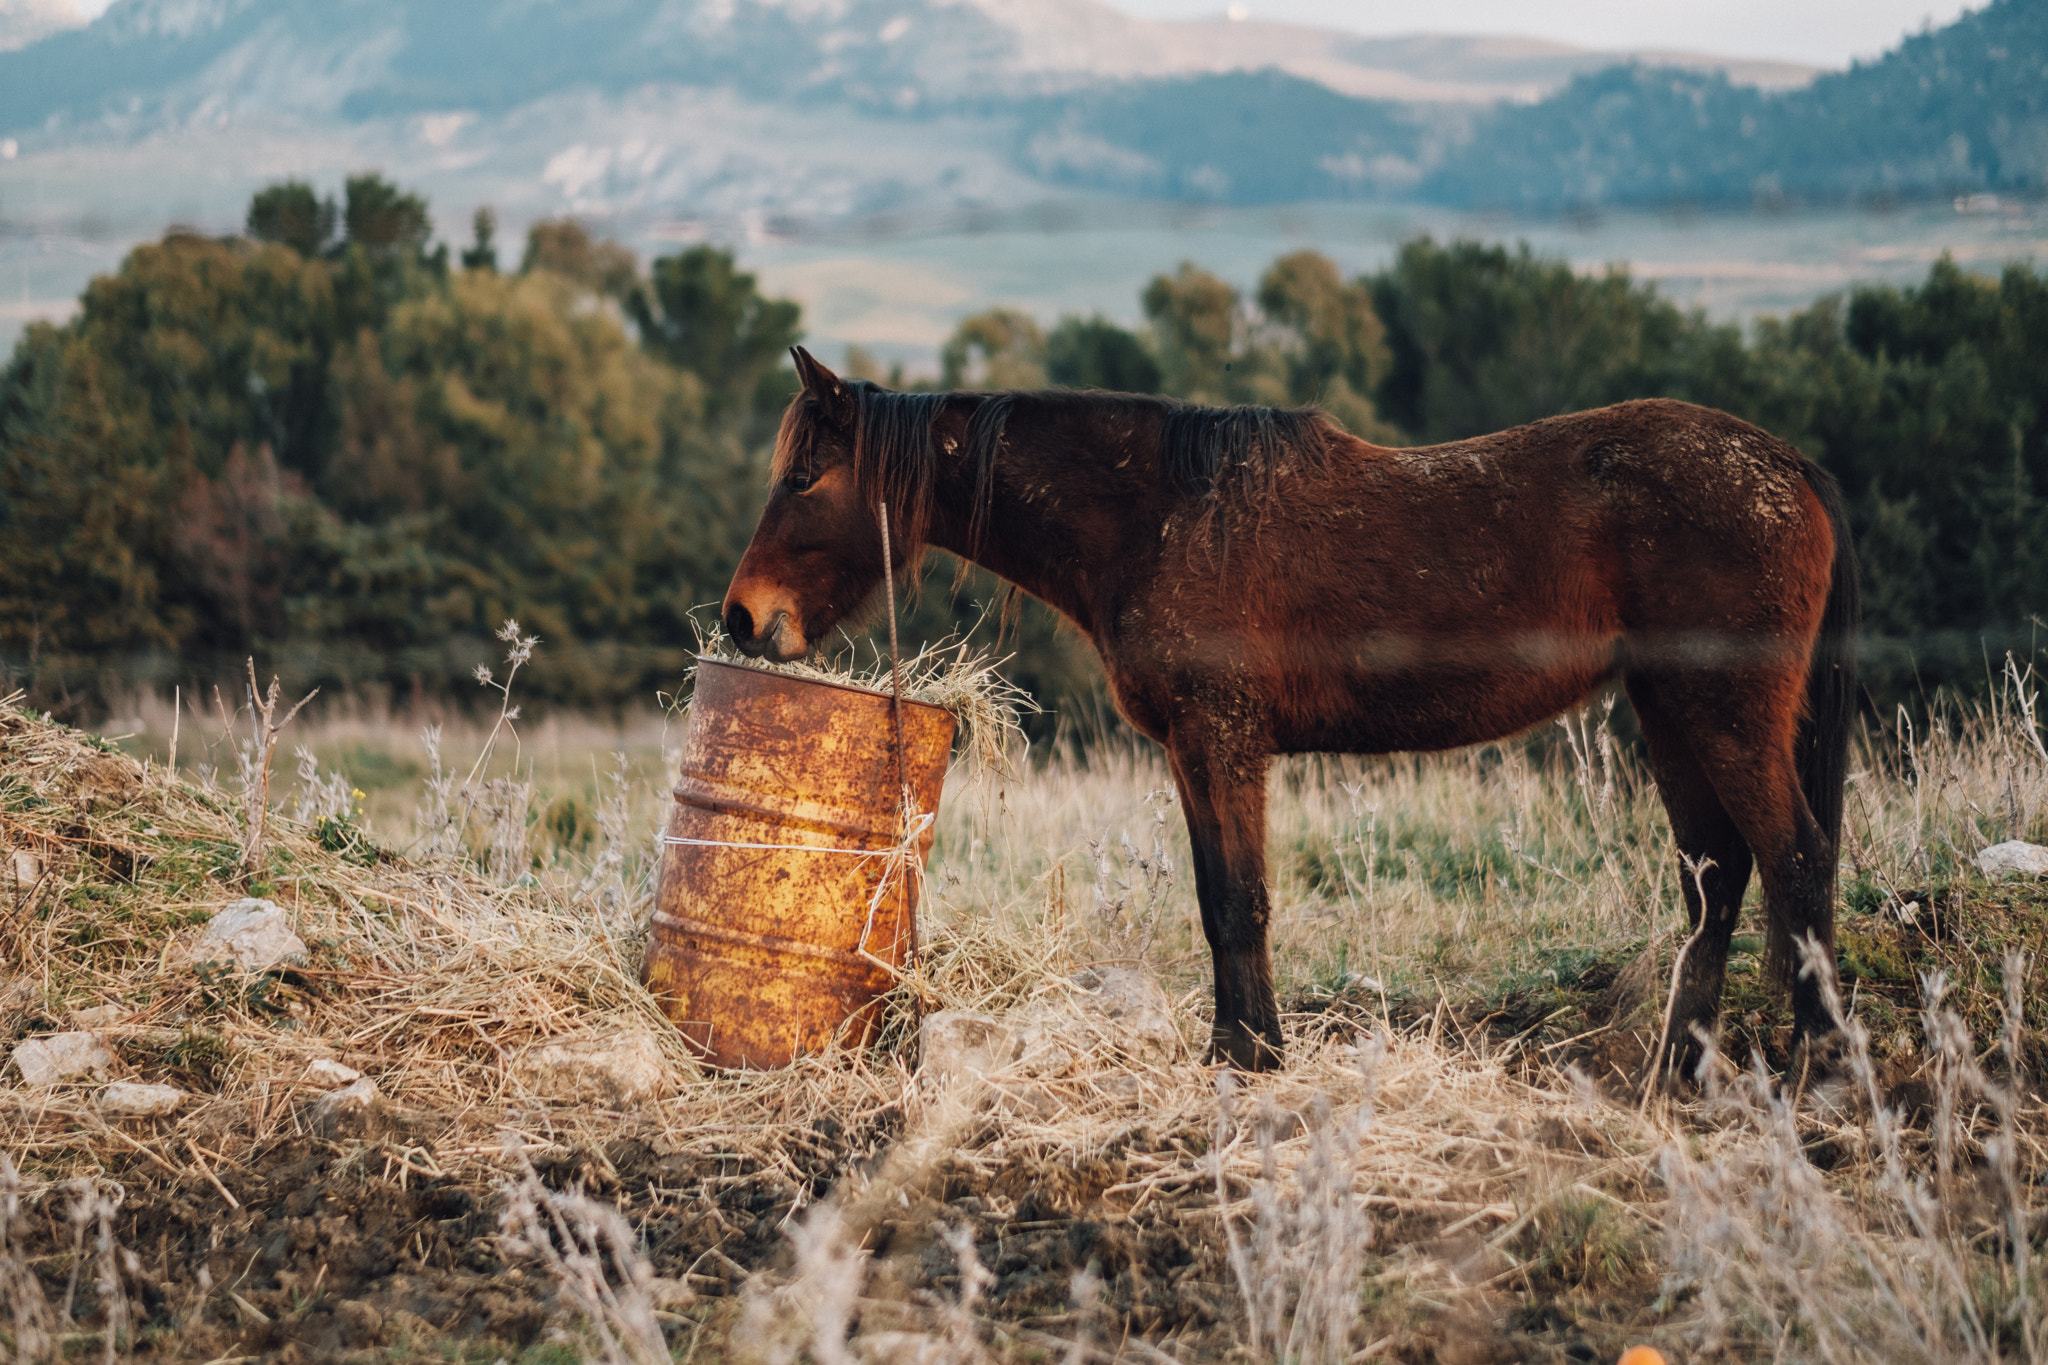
[1274,651,1617,754]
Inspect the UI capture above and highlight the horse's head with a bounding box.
[722,348,891,661]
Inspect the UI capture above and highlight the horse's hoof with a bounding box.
[1790,1028,1852,1085]
[1207,1032,1284,1072]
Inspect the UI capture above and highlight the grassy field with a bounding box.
[4,645,2048,1362]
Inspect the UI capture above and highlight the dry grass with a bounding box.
[2,647,2047,1362]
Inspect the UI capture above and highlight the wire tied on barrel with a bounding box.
[655,808,934,981]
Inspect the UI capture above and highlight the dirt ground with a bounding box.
[10,915,2047,1364]
[6,984,1672,1364]
[7,688,2047,1363]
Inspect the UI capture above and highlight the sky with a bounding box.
[1097,0,1980,68]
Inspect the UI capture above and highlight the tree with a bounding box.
[460,208,499,273]
[0,194,766,708]
[940,309,1047,390]
[343,174,432,252]
[520,218,636,298]
[1256,250,1394,436]
[630,246,802,425]
[246,181,337,259]
[1142,262,1241,403]
[0,321,188,669]
[302,267,739,700]
[0,231,341,670]
[1368,237,1696,442]
[1046,316,1161,393]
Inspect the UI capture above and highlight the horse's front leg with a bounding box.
[1166,714,1282,1071]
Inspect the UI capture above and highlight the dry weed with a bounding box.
[2,649,2045,1361]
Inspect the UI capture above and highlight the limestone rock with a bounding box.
[918,1011,1017,1080]
[1065,965,1184,1065]
[99,1081,187,1116]
[201,898,307,972]
[310,1077,382,1137]
[12,1031,114,1085]
[1978,841,2048,879]
[1010,966,1186,1073]
[302,1059,363,1089]
[1001,966,1188,1077]
[9,849,40,886]
[513,1030,669,1106]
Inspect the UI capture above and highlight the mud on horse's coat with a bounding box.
[724,348,1859,1073]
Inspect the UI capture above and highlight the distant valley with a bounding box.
[0,0,2042,360]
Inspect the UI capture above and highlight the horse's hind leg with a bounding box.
[1627,675,1755,1078]
[1631,666,1839,1049]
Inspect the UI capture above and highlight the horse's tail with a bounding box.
[1797,462,1860,860]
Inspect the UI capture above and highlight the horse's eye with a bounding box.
[788,471,814,493]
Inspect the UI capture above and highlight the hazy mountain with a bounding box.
[0,0,2027,222]
[0,0,1817,135]
[1012,69,1451,203]
[1430,0,2048,209]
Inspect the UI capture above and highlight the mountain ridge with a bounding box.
[0,0,1819,137]
[0,0,2035,225]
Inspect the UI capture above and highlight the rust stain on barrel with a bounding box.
[642,657,955,1069]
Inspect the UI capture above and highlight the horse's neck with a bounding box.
[926,395,1149,634]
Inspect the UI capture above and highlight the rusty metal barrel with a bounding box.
[642,657,955,1069]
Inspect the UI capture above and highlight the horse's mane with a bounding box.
[771,384,1338,557]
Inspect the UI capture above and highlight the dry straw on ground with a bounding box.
[2,647,2047,1362]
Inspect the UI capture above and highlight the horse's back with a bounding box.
[1357,397,1836,624]
[1261,399,1834,748]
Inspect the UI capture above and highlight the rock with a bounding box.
[200,898,307,972]
[918,1011,1017,1080]
[71,1003,131,1029]
[1009,1017,1082,1076]
[12,1031,114,1085]
[920,970,1185,1092]
[1977,841,2048,878]
[513,1030,669,1106]
[1000,966,1187,1078]
[98,1081,187,1116]
[307,1076,438,1142]
[1062,965,1185,1065]
[9,849,40,886]
[310,1077,382,1137]
[302,1059,363,1089]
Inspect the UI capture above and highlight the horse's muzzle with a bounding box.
[724,601,807,661]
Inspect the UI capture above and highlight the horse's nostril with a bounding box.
[725,603,755,643]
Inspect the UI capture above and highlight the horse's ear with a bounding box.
[791,346,854,427]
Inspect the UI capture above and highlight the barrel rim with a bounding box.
[694,654,957,722]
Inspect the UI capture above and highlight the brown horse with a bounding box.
[723,348,1858,1073]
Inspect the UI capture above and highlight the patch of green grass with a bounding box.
[315,813,382,865]
[1510,1189,1655,1298]
[334,740,425,791]
[0,774,45,811]
[162,1029,232,1091]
